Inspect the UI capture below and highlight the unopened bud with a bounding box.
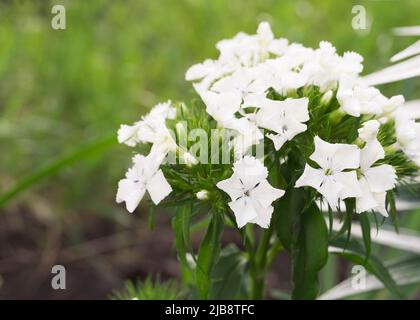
[182,152,198,167]
[321,90,333,105]
[358,120,380,142]
[196,190,209,200]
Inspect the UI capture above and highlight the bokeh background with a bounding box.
[0,0,419,299]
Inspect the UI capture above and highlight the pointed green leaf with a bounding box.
[330,238,402,298]
[172,204,193,268]
[209,244,247,299]
[292,203,329,299]
[196,212,224,299]
[358,212,371,261]
[274,188,305,251]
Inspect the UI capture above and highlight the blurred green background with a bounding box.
[0,0,419,299]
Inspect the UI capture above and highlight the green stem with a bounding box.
[250,226,273,299]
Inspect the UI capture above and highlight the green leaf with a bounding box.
[0,134,115,209]
[330,238,402,298]
[274,188,305,251]
[292,203,329,300]
[196,212,224,299]
[330,199,354,242]
[209,244,247,299]
[172,204,193,269]
[358,212,371,261]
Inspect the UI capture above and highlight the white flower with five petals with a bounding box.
[295,136,361,209]
[211,68,268,101]
[246,96,310,150]
[199,90,264,157]
[355,139,396,216]
[216,156,285,228]
[116,152,172,213]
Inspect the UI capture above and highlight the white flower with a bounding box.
[185,59,235,94]
[230,121,264,159]
[216,156,285,228]
[376,95,405,121]
[256,21,289,56]
[395,111,420,165]
[211,68,268,101]
[185,59,221,82]
[216,21,286,67]
[116,152,172,213]
[358,120,381,143]
[295,136,361,209]
[117,124,141,147]
[117,101,176,149]
[254,58,308,95]
[337,77,382,117]
[199,90,242,127]
[200,90,264,157]
[303,42,363,91]
[278,43,314,70]
[356,139,396,216]
[248,97,309,150]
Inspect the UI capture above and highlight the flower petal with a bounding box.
[116,179,146,213]
[249,179,285,208]
[360,139,385,171]
[117,124,139,147]
[283,98,310,123]
[232,156,268,190]
[266,121,307,150]
[146,170,172,205]
[318,176,343,210]
[250,202,274,229]
[310,136,360,172]
[216,175,244,202]
[364,165,397,193]
[310,136,338,169]
[372,192,388,217]
[229,197,258,228]
[356,177,378,213]
[295,164,325,190]
[331,143,360,172]
[334,171,362,199]
[200,90,242,124]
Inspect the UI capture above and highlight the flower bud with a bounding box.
[182,152,198,167]
[383,95,404,114]
[196,190,209,200]
[321,90,333,106]
[358,120,380,142]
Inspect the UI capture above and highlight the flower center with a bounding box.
[324,168,334,176]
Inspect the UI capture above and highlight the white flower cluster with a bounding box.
[116,101,177,212]
[116,22,419,228]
